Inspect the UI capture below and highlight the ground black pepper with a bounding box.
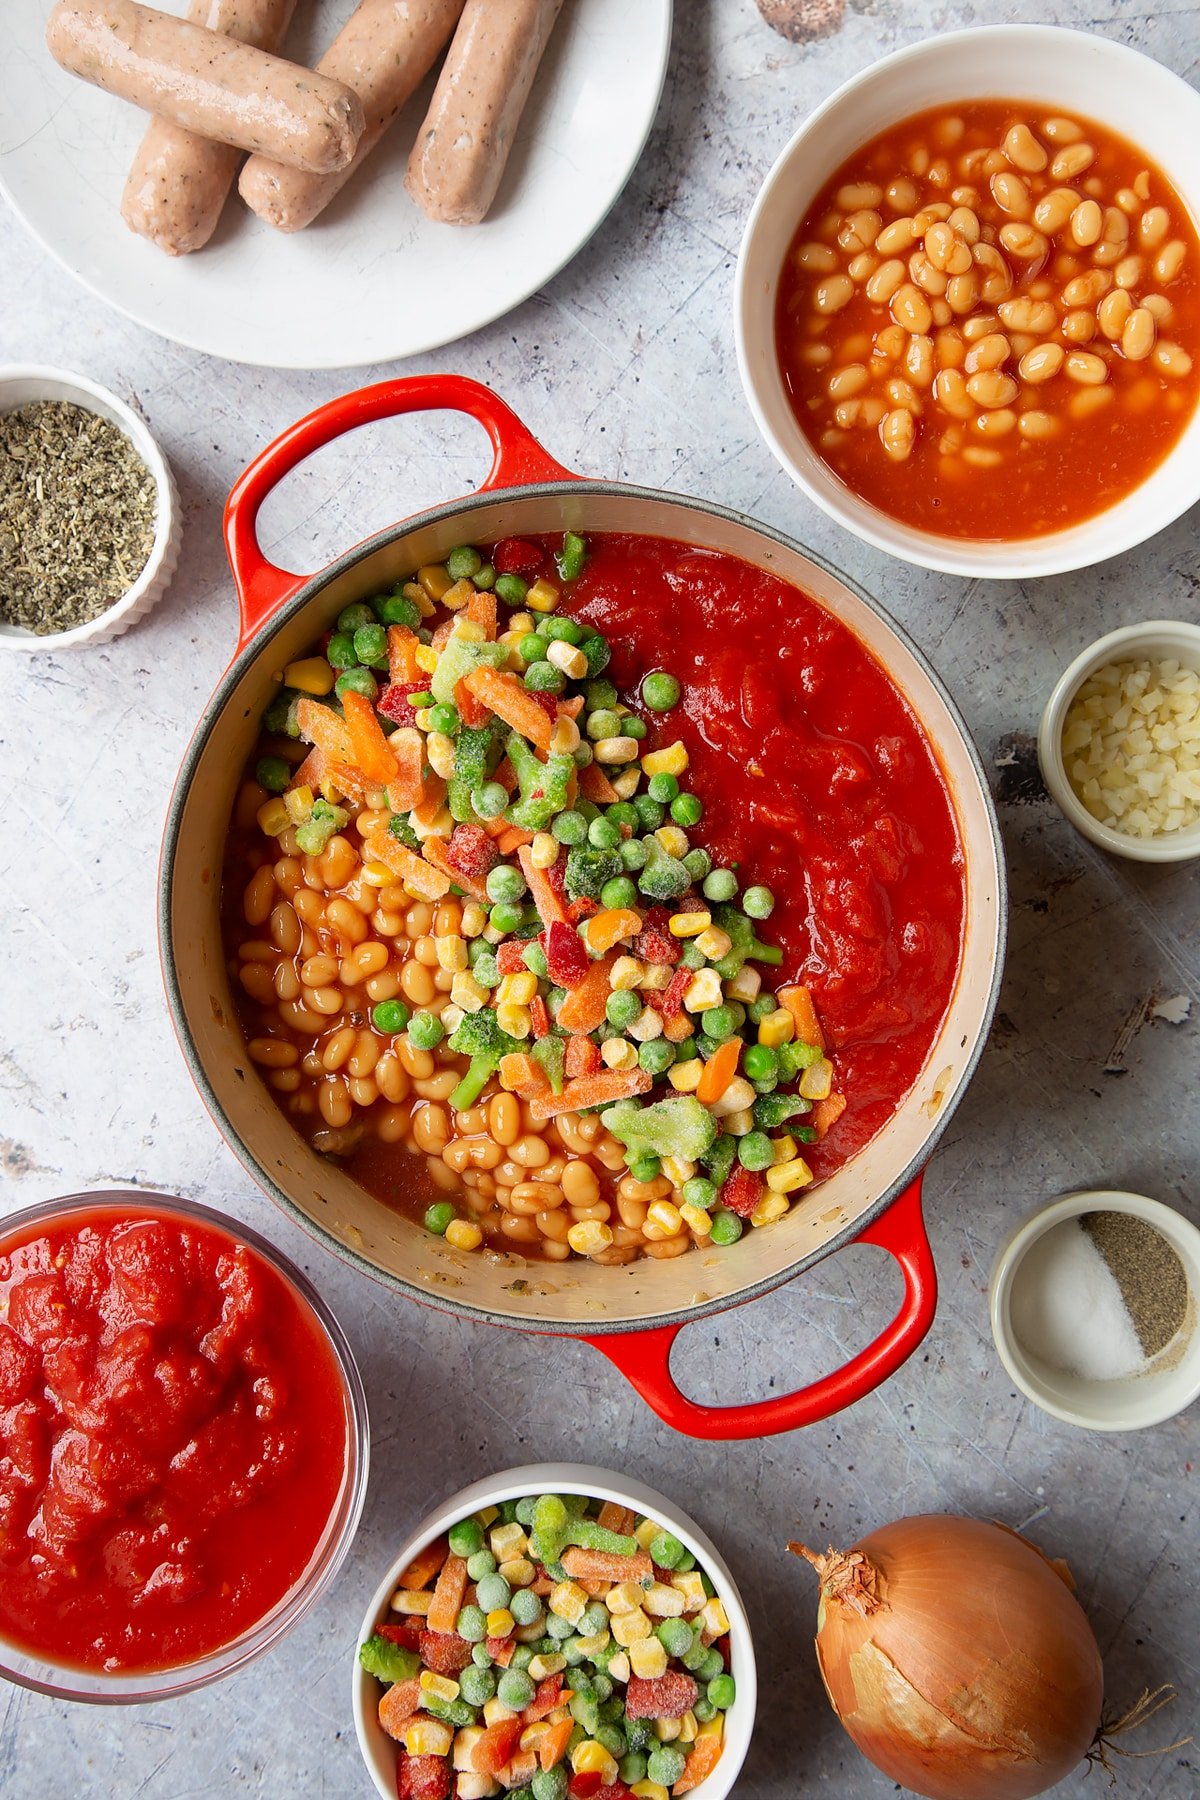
[0,400,157,635]
[1083,1211,1189,1359]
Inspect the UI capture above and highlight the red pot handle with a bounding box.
[223,374,577,652]
[584,1176,936,1439]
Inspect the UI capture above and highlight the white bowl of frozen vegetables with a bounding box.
[352,1462,757,1800]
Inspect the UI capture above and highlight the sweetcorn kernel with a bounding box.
[606,1581,644,1616]
[695,925,733,960]
[567,1220,615,1257]
[671,1571,707,1611]
[680,1203,714,1237]
[701,1596,730,1638]
[414,643,439,673]
[576,1631,611,1657]
[441,579,476,612]
[711,1077,755,1117]
[498,1556,536,1588]
[530,832,559,869]
[450,972,489,1014]
[282,657,335,695]
[721,1108,754,1136]
[403,580,436,618]
[283,785,314,824]
[483,1698,519,1727]
[547,640,588,680]
[439,1004,465,1034]
[419,564,453,601]
[641,742,688,778]
[601,1037,638,1070]
[653,1717,682,1743]
[678,1711,699,1745]
[757,1007,796,1049]
[668,1060,703,1093]
[637,962,673,991]
[572,1741,619,1781]
[610,1607,652,1645]
[630,1785,670,1800]
[461,900,488,938]
[436,934,468,972]
[766,1158,814,1194]
[403,1717,453,1757]
[426,732,458,780]
[593,736,641,765]
[528,1653,566,1682]
[452,617,485,643]
[525,578,561,613]
[362,860,394,887]
[634,1519,661,1550]
[419,1670,460,1703]
[490,1522,528,1562]
[683,969,722,1012]
[610,955,646,991]
[643,1582,686,1617]
[550,715,581,755]
[612,768,641,799]
[627,1006,664,1043]
[486,1608,515,1637]
[800,1058,834,1100]
[750,1192,790,1227]
[628,1636,668,1679]
[257,798,290,837]
[444,1220,483,1251]
[661,1155,696,1187]
[772,1134,798,1164]
[725,965,761,1002]
[497,971,538,1006]
[390,1588,433,1615]
[654,825,691,859]
[645,1200,683,1237]
[607,1650,631,1684]
[668,909,711,937]
[496,1003,531,1039]
[549,1580,589,1626]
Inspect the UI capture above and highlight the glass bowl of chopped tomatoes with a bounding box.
[351,1463,756,1800]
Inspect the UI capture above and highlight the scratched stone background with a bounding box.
[1,0,1198,1795]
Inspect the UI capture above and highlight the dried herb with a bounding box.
[1083,1210,1190,1358]
[0,400,157,635]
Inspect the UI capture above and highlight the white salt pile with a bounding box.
[1010,1217,1144,1382]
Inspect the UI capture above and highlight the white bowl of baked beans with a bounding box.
[735,25,1200,578]
[1038,618,1200,862]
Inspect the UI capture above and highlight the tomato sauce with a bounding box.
[563,534,966,1171]
[0,1203,350,1675]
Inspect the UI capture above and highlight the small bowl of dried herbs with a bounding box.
[990,1189,1200,1432]
[0,365,180,650]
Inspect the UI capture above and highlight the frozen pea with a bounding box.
[531,1768,568,1800]
[511,1643,536,1671]
[546,1611,575,1640]
[579,1602,610,1638]
[641,670,681,711]
[710,1209,743,1246]
[708,1672,736,1709]
[466,1549,497,1581]
[448,1517,484,1557]
[497,1669,535,1710]
[456,1604,488,1643]
[699,1647,726,1683]
[702,867,739,903]
[476,1573,512,1613]
[510,1587,543,1627]
[471,1642,494,1669]
[655,1617,695,1658]
[743,884,774,918]
[649,1529,685,1569]
[692,1695,717,1723]
[619,1750,648,1784]
[647,1745,687,1787]
[596,1723,627,1758]
[459,1663,496,1707]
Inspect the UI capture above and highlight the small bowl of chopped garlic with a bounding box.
[0,364,180,651]
[1038,619,1200,862]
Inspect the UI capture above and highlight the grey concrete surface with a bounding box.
[1,1,1197,1796]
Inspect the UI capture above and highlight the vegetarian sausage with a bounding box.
[46,0,364,175]
[238,0,465,233]
[405,0,566,226]
[121,0,298,255]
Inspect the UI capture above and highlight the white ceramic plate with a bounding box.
[1,0,672,369]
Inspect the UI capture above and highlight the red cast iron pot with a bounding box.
[160,375,1006,1439]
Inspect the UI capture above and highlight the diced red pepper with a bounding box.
[471,1717,524,1776]
[530,994,551,1039]
[486,1634,516,1666]
[378,680,428,728]
[633,906,681,967]
[523,1672,564,1721]
[377,1621,422,1651]
[592,1787,632,1800]
[444,823,499,884]
[493,538,544,576]
[568,1777,603,1800]
[418,1629,472,1676]
[720,1164,765,1219]
[545,918,590,988]
[395,1753,451,1800]
[656,966,693,1021]
[567,896,600,922]
[625,1671,699,1720]
[497,940,528,974]
[526,689,561,723]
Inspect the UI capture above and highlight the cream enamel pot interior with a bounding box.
[161,376,1007,1439]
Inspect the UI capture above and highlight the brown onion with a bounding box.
[790,1514,1104,1800]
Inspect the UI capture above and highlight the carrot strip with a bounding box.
[342,690,398,783]
[558,694,584,720]
[289,746,326,792]
[597,1501,637,1535]
[497,826,535,854]
[584,907,642,955]
[455,674,491,728]
[539,1720,574,1772]
[423,835,490,902]
[555,954,617,1033]
[398,1535,449,1590]
[561,1546,653,1584]
[364,831,451,901]
[492,757,516,792]
[675,1734,724,1793]
[499,1053,551,1099]
[387,624,422,684]
[295,697,354,764]
[564,1034,601,1080]
[412,774,449,827]
[518,845,568,927]
[384,727,425,812]
[578,761,620,805]
[431,617,456,651]
[811,1092,847,1139]
[425,1552,468,1635]
[465,588,497,638]
[662,1011,695,1044]
[529,1067,651,1120]
[464,667,553,753]
[779,983,825,1051]
[696,1037,743,1105]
